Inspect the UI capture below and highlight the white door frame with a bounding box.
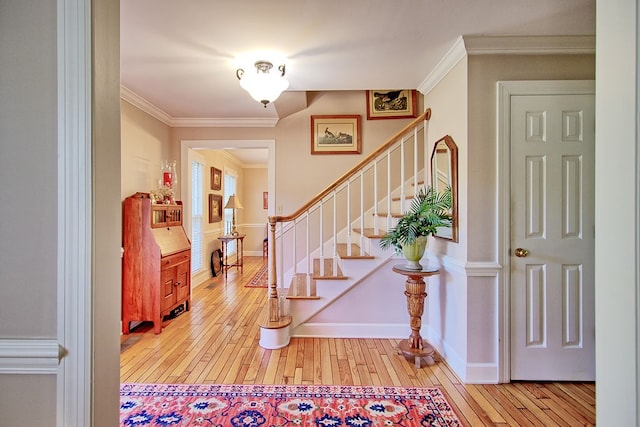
[496,80,595,383]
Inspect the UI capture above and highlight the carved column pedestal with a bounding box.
[392,265,440,368]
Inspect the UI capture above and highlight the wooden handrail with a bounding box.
[270,108,431,224]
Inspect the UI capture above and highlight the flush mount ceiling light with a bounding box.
[236,60,289,108]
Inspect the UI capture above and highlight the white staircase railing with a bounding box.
[259,109,432,338]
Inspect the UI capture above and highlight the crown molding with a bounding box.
[463,34,595,55]
[120,85,279,128]
[418,35,595,96]
[417,37,467,97]
[120,85,172,125]
[171,117,279,128]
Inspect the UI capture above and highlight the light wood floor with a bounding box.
[120,256,595,426]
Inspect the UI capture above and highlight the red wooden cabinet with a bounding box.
[122,192,191,334]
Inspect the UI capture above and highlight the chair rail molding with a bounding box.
[0,339,61,374]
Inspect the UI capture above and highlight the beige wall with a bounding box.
[0,0,59,424]
[465,55,595,366]
[121,100,172,199]
[421,53,596,378]
[422,59,469,261]
[93,0,122,423]
[6,0,637,424]
[467,54,595,260]
[242,167,269,254]
[170,91,419,284]
[172,91,419,216]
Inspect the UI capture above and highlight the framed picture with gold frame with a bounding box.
[366,89,417,120]
[310,115,361,155]
[210,167,222,190]
[208,194,222,223]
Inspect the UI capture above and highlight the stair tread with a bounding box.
[373,212,403,218]
[353,228,387,238]
[336,243,374,259]
[391,194,416,202]
[313,258,347,279]
[286,273,320,300]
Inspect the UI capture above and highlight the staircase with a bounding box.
[258,110,433,349]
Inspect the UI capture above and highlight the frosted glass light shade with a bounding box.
[237,61,289,107]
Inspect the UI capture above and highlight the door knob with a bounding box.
[514,248,529,257]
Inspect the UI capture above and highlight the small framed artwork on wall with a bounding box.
[209,194,222,223]
[211,167,222,190]
[310,115,361,155]
[366,89,417,120]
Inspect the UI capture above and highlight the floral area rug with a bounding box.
[245,263,268,288]
[120,383,464,426]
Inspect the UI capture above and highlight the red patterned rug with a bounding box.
[245,263,268,288]
[120,383,464,426]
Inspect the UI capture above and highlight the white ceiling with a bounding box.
[120,0,596,164]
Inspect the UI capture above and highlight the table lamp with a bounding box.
[224,194,243,235]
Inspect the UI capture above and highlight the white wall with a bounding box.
[595,0,639,424]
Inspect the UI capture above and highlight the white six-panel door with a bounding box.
[510,94,595,380]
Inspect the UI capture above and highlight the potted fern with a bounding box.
[379,186,452,270]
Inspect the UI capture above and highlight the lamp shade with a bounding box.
[224,194,243,210]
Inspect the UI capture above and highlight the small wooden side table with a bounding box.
[218,234,245,279]
[392,264,440,368]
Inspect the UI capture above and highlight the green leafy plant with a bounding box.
[379,186,452,254]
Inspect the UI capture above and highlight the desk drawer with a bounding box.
[161,250,190,269]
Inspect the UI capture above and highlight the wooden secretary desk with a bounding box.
[122,192,191,334]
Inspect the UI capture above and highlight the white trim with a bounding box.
[496,80,595,383]
[120,85,278,128]
[0,340,61,374]
[425,325,498,383]
[464,35,595,55]
[418,37,466,96]
[172,117,279,128]
[465,363,500,384]
[120,85,172,125]
[464,261,502,277]
[292,323,408,339]
[426,255,501,277]
[57,0,92,425]
[418,35,596,96]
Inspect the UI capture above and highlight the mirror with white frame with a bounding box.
[431,135,458,242]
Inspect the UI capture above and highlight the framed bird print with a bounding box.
[366,89,417,120]
[310,115,361,155]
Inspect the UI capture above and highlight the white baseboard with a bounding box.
[426,326,499,384]
[292,323,408,339]
[0,339,61,374]
[465,362,499,384]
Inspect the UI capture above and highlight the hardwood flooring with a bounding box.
[120,256,595,426]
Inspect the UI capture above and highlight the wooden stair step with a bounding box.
[336,243,374,259]
[353,228,387,239]
[391,194,416,202]
[286,273,320,300]
[373,212,403,218]
[313,258,347,279]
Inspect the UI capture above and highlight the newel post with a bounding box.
[258,216,291,349]
[268,217,279,322]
